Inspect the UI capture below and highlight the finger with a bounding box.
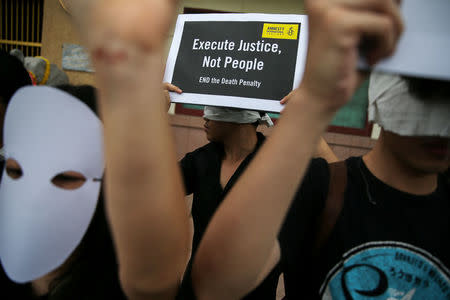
[164,83,183,94]
[168,83,183,94]
[337,10,398,64]
[280,95,289,104]
[338,0,404,46]
[280,90,294,104]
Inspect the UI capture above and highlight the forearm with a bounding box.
[70,0,189,294]
[103,105,189,293]
[97,56,189,296]
[192,88,337,299]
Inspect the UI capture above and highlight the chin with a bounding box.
[205,133,215,142]
[412,159,450,175]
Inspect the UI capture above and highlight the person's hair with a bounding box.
[0,50,32,105]
[44,84,123,299]
[56,84,98,113]
[402,76,450,101]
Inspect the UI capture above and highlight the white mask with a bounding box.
[0,86,104,283]
[368,72,450,137]
[203,106,274,127]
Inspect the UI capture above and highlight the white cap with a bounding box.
[203,106,274,127]
[368,72,450,137]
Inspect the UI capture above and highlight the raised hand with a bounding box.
[163,83,183,111]
[71,1,190,300]
[191,2,404,299]
[301,0,403,112]
[74,0,177,52]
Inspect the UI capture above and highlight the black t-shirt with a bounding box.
[279,156,450,299]
[0,263,126,300]
[179,132,281,300]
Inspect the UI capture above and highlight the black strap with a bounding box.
[313,161,347,251]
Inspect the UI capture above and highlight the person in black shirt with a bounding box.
[180,106,281,300]
[278,153,449,299]
[184,1,441,299]
[173,100,337,300]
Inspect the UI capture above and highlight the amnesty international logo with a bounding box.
[262,23,299,40]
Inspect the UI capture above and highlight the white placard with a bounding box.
[364,0,450,81]
[164,13,309,113]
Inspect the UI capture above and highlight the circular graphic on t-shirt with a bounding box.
[320,241,450,300]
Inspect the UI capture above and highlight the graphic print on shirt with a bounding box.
[319,241,450,300]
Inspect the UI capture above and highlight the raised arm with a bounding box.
[72,1,190,299]
[192,0,403,299]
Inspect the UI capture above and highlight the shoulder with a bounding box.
[278,158,332,277]
[303,157,330,187]
[179,143,222,184]
[280,158,331,217]
[296,156,360,204]
[179,142,220,169]
[288,157,331,204]
[279,158,330,239]
[344,156,363,172]
[181,142,218,161]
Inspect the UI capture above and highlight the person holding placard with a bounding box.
[179,105,282,300]
[180,107,339,299]
[184,1,449,299]
[164,84,337,299]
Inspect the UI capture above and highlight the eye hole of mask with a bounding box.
[51,171,87,190]
[6,159,23,180]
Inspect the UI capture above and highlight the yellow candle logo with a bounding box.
[262,23,299,40]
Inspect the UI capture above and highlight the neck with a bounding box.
[222,126,258,162]
[31,268,61,296]
[31,247,79,296]
[363,136,438,195]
